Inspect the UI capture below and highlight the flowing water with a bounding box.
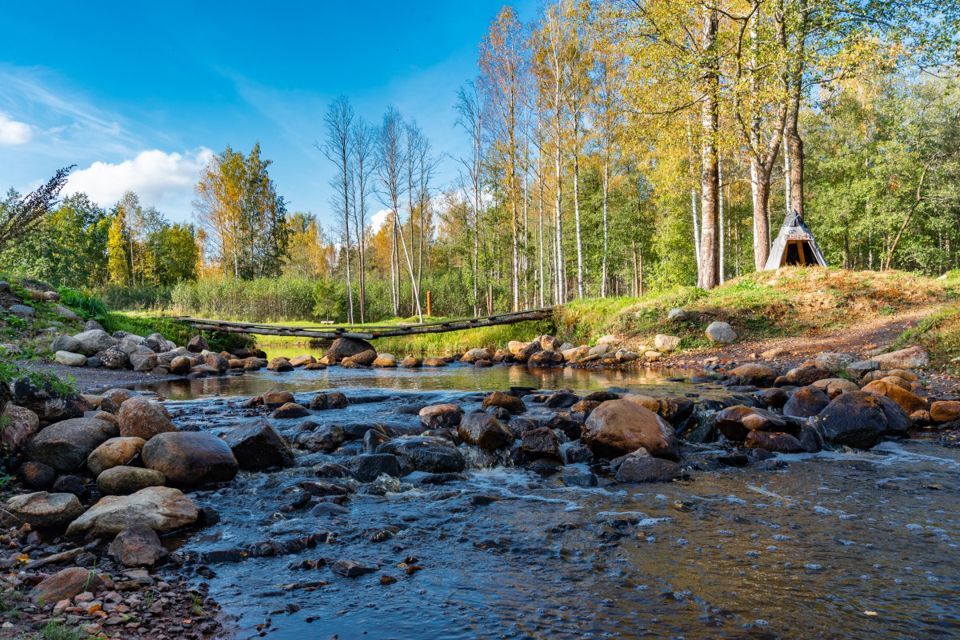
[144,365,960,639]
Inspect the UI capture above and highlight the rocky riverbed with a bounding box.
[2,336,959,639]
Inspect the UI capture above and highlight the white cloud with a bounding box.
[66,148,214,220]
[369,208,392,233]
[0,112,31,145]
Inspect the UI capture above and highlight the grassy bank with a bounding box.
[895,307,960,373]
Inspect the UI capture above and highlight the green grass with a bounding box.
[104,310,251,353]
[34,620,88,640]
[895,307,960,373]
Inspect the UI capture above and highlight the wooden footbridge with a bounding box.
[176,307,555,341]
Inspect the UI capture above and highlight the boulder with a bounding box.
[562,345,590,363]
[100,388,137,413]
[422,357,447,367]
[98,346,130,369]
[87,437,146,476]
[52,334,82,353]
[862,380,928,414]
[203,353,229,373]
[715,405,795,441]
[223,421,293,469]
[461,348,494,364]
[582,399,679,460]
[289,355,317,367]
[815,391,910,449]
[54,350,87,367]
[9,303,35,316]
[347,349,378,366]
[349,453,402,482]
[25,417,118,472]
[97,466,166,495]
[814,352,854,373]
[3,491,84,528]
[527,350,564,368]
[622,394,694,426]
[482,391,526,415]
[141,431,239,487]
[72,329,117,355]
[117,335,146,355]
[272,402,309,419]
[873,345,929,370]
[18,461,56,490]
[262,389,295,406]
[783,364,832,386]
[117,397,175,440]
[30,567,102,604]
[377,436,466,473]
[458,412,515,451]
[705,322,736,344]
[539,335,562,352]
[66,486,199,537]
[400,356,421,368]
[326,337,376,363]
[744,431,804,453]
[187,335,208,353]
[129,350,158,372]
[309,391,348,410]
[373,353,398,368]
[108,525,167,567]
[520,427,561,461]
[615,449,681,483]
[418,403,463,430]
[931,400,960,423]
[169,356,192,375]
[782,386,831,418]
[654,334,682,352]
[267,357,294,372]
[667,308,689,322]
[1,403,40,452]
[729,363,777,387]
[810,377,860,398]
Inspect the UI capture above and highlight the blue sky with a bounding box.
[0,1,536,225]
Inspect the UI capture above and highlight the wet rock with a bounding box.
[545,391,580,409]
[223,421,293,469]
[810,377,860,398]
[313,462,352,478]
[729,363,777,387]
[623,394,694,426]
[423,357,447,367]
[755,387,788,409]
[931,400,960,423]
[582,400,679,460]
[289,354,317,367]
[66,486,199,537]
[99,388,136,414]
[482,391,526,414]
[797,425,823,453]
[73,329,117,355]
[363,428,390,453]
[97,466,166,495]
[300,424,347,453]
[348,453,402,482]
[873,345,929,370]
[347,349,378,366]
[332,559,377,578]
[614,449,681,483]
[715,405,796,441]
[400,355,422,368]
[169,355,192,375]
[204,352,229,373]
[1,403,40,452]
[815,391,910,449]
[418,403,463,430]
[18,461,56,489]
[263,389,295,407]
[309,392,348,410]
[527,350,564,368]
[861,380,928,414]
[378,436,466,473]
[705,321,736,344]
[570,399,601,418]
[783,386,831,418]
[141,431,239,487]
[458,411,515,451]
[3,491,84,528]
[26,417,118,472]
[745,431,804,453]
[520,427,561,461]
[562,470,598,487]
[373,353,397,367]
[268,357,294,372]
[561,441,593,464]
[87,436,146,476]
[55,350,87,367]
[30,567,102,604]
[461,348,494,363]
[187,335,209,352]
[326,337,376,363]
[108,525,167,567]
[273,402,309,419]
[118,396,175,440]
[782,364,832,387]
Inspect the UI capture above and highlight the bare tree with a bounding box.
[377,106,423,322]
[320,96,355,323]
[350,117,376,323]
[455,81,484,316]
[0,166,72,253]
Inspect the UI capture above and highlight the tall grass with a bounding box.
[171,277,316,322]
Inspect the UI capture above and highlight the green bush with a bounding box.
[99,283,172,310]
[57,287,108,320]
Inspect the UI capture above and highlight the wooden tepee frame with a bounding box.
[764,210,827,270]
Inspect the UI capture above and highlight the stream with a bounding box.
[143,364,960,639]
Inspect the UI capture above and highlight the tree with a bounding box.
[350,117,376,323]
[0,167,72,254]
[107,207,131,285]
[321,96,356,323]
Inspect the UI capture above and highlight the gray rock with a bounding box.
[348,453,402,482]
[815,390,910,449]
[25,417,118,472]
[129,349,158,372]
[3,491,84,528]
[52,334,82,353]
[73,329,117,356]
[615,449,681,483]
[66,486,199,537]
[54,350,87,367]
[8,303,35,317]
[705,321,737,344]
[52,304,79,321]
[141,431,239,487]
[377,436,466,473]
[223,421,293,469]
[98,346,130,369]
[108,525,167,567]
[667,308,689,321]
[458,411,515,451]
[97,466,166,495]
[654,334,682,352]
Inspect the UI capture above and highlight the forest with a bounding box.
[2,0,959,324]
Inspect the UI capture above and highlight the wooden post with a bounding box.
[426,290,432,319]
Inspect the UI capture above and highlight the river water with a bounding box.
[144,365,960,640]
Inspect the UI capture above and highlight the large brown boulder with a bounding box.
[461,348,494,364]
[482,391,526,415]
[66,486,199,537]
[623,394,694,425]
[520,427,561,461]
[729,363,778,387]
[1,404,39,453]
[3,491,84,528]
[141,431,238,487]
[744,431,804,453]
[458,412,515,451]
[326,337,376,363]
[815,391,910,449]
[582,400,679,460]
[117,397,175,440]
[25,417,118,472]
[861,380,928,414]
[714,405,796,441]
[30,567,102,604]
[931,400,960,423]
[615,449,681,483]
[87,437,146,476]
[262,389,294,407]
[100,388,136,413]
[418,404,463,430]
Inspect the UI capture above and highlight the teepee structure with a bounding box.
[764,210,828,270]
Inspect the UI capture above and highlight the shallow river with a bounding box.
[144,365,959,640]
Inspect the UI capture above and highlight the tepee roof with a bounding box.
[763,210,827,270]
